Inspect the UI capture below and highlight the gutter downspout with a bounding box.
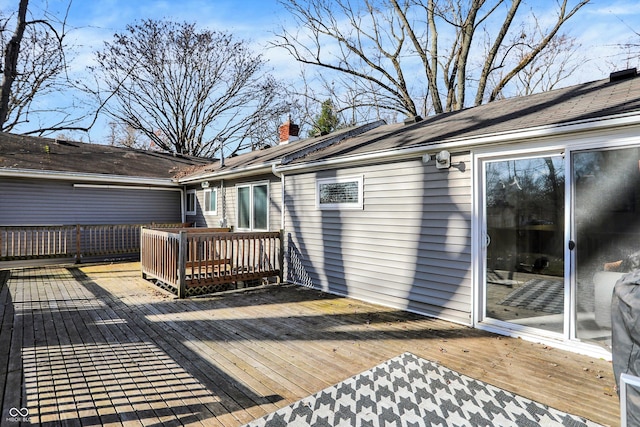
[180,185,186,223]
[271,162,285,231]
[220,179,228,228]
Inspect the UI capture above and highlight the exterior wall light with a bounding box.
[435,150,451,169]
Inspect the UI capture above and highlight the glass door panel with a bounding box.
[484,156,565,333]
[573,147,640,347]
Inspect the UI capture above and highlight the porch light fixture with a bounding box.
[201,181,210,188]
[435,150,451,169]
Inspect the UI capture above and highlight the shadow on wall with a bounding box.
[284,152,472,323]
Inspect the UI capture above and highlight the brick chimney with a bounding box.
[278,120,300,145]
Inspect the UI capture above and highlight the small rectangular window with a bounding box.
[186,190,197,215]
[204,189,217,215]
[317,176,363,210]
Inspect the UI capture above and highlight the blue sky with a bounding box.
[49,0,640,76]
[1,0,639,142]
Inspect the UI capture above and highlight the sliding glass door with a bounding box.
[481,146,640,349]
[483,155,566,334]
[573,147,640,347]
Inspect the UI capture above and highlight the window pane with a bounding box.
[253,185,268,230]
[574,147,640,347]
[238,187,250,229]
[187,192,196,213]
[205,190,216,212]
[484,156,565,334]
[320,181,359,204]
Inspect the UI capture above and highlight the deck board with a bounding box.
[0,262,619,426]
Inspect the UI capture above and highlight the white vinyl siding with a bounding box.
[284,155,472,325]
[187,175,281,231]
[0,178,182,225]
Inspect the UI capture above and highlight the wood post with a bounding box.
[75,224,81,263]
[279,229,285,284]
[177,230,187,298]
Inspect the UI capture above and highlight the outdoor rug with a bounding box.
[498,278,564,314]
[244,352,601,427]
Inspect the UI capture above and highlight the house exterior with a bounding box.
[176,121,385,231]
[0,133,210,225]
[262,70,640,360]
[5,69,640,360]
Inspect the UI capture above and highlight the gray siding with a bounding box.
[284,154,472,325]
[186,174,283,231]
[0,178,181,225]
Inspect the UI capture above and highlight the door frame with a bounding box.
[471,138,623,360]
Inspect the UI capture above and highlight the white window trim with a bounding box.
[316,175,364,210]
[203,188,218,215]
[186,189,197,216]
[236,181,270,231]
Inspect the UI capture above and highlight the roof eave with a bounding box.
[0,168,179,186]
[177,162,277,184]
[275,111,640,174]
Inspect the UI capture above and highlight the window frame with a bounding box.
[236,182,269,231]
[316,175,364,210]
[186,189,197,216]
[203,188,218,215]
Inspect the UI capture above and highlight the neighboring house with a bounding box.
[0,134,210,225]
[266,69,640,360]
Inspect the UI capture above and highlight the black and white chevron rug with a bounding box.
[499,278,565,314]
[244,352,601,427]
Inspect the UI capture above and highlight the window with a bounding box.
[237,183,269,230]
[204,189,217,215]
[316,176,363,209]
[186,190,197,215]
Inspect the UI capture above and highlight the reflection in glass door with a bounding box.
[574,147,640,348]
[484,155,565,334]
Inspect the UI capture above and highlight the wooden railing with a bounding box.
[0,223,189,262]
[140,227,283,297]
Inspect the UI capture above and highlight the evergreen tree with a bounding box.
[309,99,340,137]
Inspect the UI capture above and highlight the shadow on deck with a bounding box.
[0,262,619,426]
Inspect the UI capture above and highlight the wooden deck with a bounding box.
[0,262,618,426]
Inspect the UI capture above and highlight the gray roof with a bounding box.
[285,73,640,165]
[176,121,385,181]
[0,133,211,179]
[5,73,638,182]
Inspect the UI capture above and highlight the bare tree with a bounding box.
[610,19,640,71]
[486,20,584,99]
[92,19,290,157]
[0,0,89,134]
[106,121,149,149]
[274,0,590,120]
[287,67,397,135]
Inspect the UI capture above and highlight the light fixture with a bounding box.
[435,150,451,169]
[201,181,210,188]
